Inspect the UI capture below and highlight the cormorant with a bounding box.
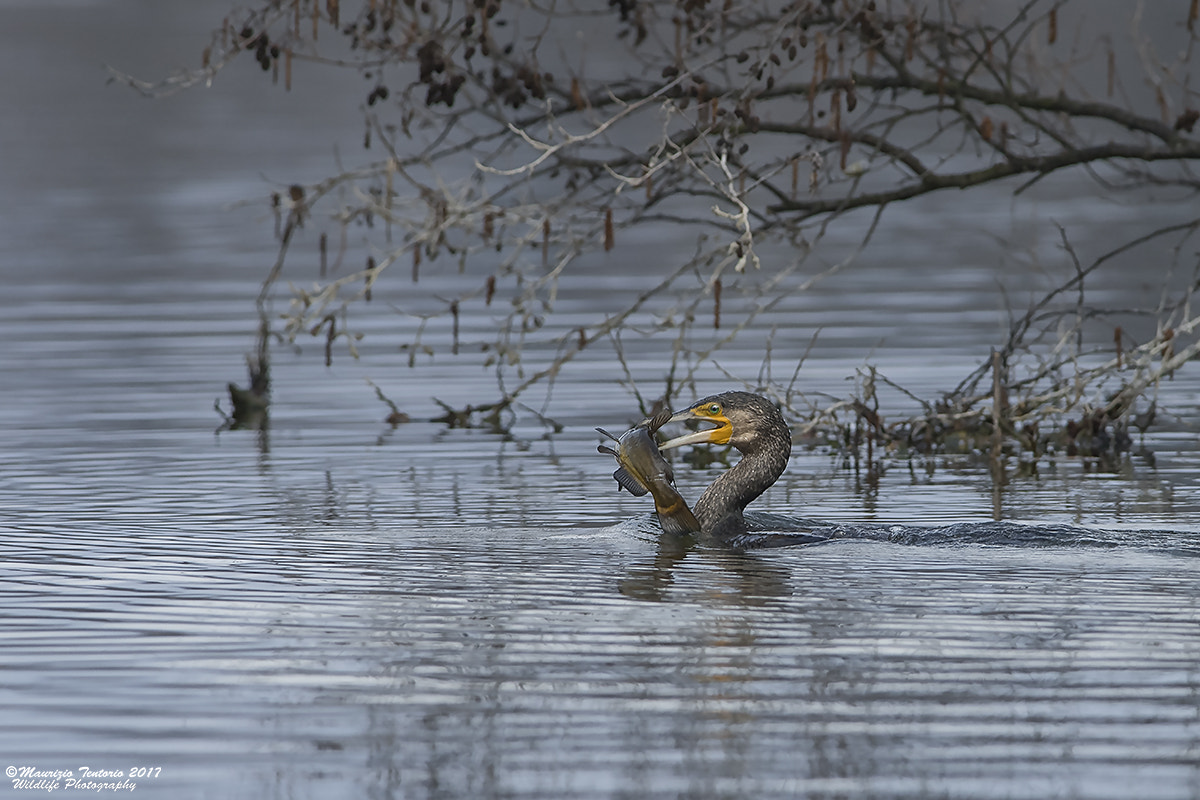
[600,391,791,539]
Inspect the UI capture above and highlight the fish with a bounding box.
[597,408,701,536]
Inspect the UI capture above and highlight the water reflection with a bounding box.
[617,530,804,604]
[5,500,1200,798]
[316,534,1200,798]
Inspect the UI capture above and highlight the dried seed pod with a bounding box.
[979,116,994,142]
[815,33,828,81]
[713,279,722,330]
[323,316,336,367]
[271,192,281,238]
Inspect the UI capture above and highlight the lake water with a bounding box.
[3,3,1200,798]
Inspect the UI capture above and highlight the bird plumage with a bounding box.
[658,391,792,539]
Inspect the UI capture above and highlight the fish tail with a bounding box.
[648,482,700,535]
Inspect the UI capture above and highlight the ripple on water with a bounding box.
[3,521,1200,798]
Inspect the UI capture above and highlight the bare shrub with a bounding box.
[116,0,1200,450]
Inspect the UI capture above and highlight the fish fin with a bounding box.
[597,444,618,457]
[650,486,701,535]
[657,507,701,536]
[613,467,649,496]
[595,427,619,442]
[640,407,673,434]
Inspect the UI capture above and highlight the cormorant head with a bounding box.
[658,391,786,454]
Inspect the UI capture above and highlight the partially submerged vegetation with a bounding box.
[794,229,1197,468]
[122,1,1200,464]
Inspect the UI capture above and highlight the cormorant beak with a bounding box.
[658,409,733,450]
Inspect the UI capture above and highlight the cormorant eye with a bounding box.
[707,403,721,415]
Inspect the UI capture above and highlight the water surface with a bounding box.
[3,3,1200,798]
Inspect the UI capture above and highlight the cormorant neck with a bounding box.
[693,438,790,539]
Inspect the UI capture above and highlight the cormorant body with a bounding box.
[659,391,791,539]
[598,391,792,540]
